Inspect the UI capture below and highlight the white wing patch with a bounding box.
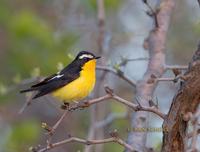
[79,54,94,59]
[49,74,64,81]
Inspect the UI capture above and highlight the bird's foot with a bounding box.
[60,102,70,110]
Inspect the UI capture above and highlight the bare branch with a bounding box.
[18,92,34,114]
[124,57,149,62]
[143,0,159,28]
[156,77,179,83]
[96,65,136,87]
[112,94,166,119]
[67,86,166,119]
[165,65,188,70]
[97,57,147,91]
[34,136,134,152]
[157,77,175,82]
[68,94,112,111]
[47,110,69,135]
[157,75,190,83]
[19,77,43,113]
[118,57,149,67]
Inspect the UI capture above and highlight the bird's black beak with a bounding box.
[95,56,101,59]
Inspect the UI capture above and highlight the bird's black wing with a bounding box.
[31,73,78,99]
[31,74,58,88]
[20,60,82,99]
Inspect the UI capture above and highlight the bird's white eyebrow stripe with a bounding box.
[79,54,93,59]
[49,74,64,81]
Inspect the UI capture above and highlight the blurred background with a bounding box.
[0,0,200,152]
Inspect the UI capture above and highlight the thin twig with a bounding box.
[157,75,189,83]
[96,65,136,87]
[19,77,43,113]
[118,57,149,67]
[112,94,166,119]
[18,93,34,114]
[43,110,69,148]
[157,77,175,81]
[156,77,181,83]
[50,110,69,135]
[124,58,149,62]
[143,0,159,28]
[165,65,188,70]
[36,136,134,152]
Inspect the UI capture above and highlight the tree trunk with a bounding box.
[162,44,200,152]
[126,0,176,151]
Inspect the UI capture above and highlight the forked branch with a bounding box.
[35,136,134,152]
[67,86,165,119]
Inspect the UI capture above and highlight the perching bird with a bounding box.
[20,51,100,103]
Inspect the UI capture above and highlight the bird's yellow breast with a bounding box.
[52,59,96,102]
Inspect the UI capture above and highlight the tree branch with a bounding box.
[165,65,188,70]
[67,86,166,119]
[96,65,136,87]
[157,77,176,82]
[42,110,69,136]
[19,77,42,114]
[117,57,149,67]
[18,92,34,114]
[143,0,159,28]
[34,86,165,141]
[34,136,134,152]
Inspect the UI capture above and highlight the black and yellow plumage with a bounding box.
[20,51,100,102]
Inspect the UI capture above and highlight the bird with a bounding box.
[20,51,100,103]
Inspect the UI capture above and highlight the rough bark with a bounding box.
[126,0,175,151]
[162,44,200,152]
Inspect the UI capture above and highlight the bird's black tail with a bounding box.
[20,88,42,99]
[20,88,35,93]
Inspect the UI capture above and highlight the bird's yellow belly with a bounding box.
[52,60,96,102]
[52,76,95,102]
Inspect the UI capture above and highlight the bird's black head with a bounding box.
[66,51,100,73]
[75,51,101,61]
